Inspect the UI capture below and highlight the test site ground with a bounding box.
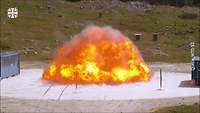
[1,62,200,113]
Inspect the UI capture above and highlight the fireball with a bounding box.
[43,26,151,84]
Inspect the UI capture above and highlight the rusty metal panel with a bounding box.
[0,51,20,79]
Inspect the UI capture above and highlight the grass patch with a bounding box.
[178,12,199,19]
[153,103,200,113]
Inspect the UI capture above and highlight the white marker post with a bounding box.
[190,42,195,83]
[75,72,78,89]
[160,68,163,90]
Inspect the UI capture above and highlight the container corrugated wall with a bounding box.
[0,52,20,79]
[192,56,200,86]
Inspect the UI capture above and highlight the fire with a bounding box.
[43,26,151,84]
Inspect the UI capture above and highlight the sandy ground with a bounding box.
[1,62,199,113]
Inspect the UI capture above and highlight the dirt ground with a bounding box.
[21,61,192,73]
[1,96,199,113]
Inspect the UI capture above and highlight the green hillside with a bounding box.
[1,0,199,62]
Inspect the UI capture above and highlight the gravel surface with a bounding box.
[1,96,199,113]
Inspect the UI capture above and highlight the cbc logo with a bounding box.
[7,7,18,18]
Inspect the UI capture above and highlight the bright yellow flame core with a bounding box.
[49,64,56,76]
[42,26,151,84]
[60,65,72,78]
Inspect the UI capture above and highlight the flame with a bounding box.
[43,26,151,84]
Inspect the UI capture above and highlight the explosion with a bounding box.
[43,26,151,84]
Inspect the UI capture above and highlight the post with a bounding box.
[76,80,78,89]
[190,42,195,58]
[190,42,195,80]
[160,68,162,89]
[75,72,78,89]
[152,33,158,41]
[135,33,141,41]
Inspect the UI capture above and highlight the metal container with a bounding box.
[135,33,141,41]
[191,56,200,86]
[0,51,20,79]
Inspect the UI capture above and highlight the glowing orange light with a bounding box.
[42,26,151,84]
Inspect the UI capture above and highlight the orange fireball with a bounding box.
[43,26,151,84]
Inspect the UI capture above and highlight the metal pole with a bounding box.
[76,73,78,89]
[75,71,78,89]
[160,68,162,89]
[190,42,195,80]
